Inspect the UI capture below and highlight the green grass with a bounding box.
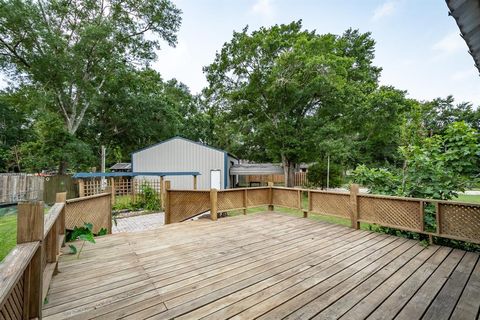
[455,194,480,203]
[0,213,17,262]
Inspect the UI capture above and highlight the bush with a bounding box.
[307,162,343,189]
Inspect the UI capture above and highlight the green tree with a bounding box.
[353,122,480,200]
[204,22,380,186]
[0,0,181,171]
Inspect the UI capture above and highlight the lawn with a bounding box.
[0,207,17,262]
[455,194,480,203]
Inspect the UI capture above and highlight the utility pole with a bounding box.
[101,145,106,190]
[326,154,330,190]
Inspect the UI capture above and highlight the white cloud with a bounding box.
[372,1,397,21]
[251,0,275,21]
[433,32,465,55]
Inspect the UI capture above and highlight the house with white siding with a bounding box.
[131,137,238,190]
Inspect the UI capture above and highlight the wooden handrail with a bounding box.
[43,202,65,238]
[0,242,39,306]
[65,192,110,203]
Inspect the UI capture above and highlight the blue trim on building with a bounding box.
[224,152,228,189]
[131,136,238,159]
[73,172,201,179]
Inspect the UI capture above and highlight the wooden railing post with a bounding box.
[243,189,247,215]
[109,177,115,205]
[17,201,44,319]
[268,182,274,211]
[164,181,171,224]
[303,190,310,218]
[105,186,113,234]
[78,178,85,197]
[160,176,165,210]
[210,188,218,221]
[193,175,197,190]
[350,184,360,229]
[56,192,67,247]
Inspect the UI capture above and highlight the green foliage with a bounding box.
[353,122,479,200]
[307,162,343,189]
[137,183,161,211]
[353,122,480,250]
[204,22,381,186]
[66,222,104,259]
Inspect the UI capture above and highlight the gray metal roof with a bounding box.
[446,0,480,73]
[110,163,132,170]
[230,163,284,175]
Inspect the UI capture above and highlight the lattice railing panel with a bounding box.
[0,274,24,320]
[65,194,111,234]
[310,192,350,218]
[169,191,210,223]
[218,190,244,211]
[358,196,422,231]
[272,188,300,209]
[438,203,480,243]
[246,188,270,207]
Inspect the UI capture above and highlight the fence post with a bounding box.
[160,176,165,210]
[164,181,171,224]
[303,190,310,218]
[193,175,197,190]
[132,179,137,203]
[17,201,44,319]
[350,184,360,229]
[56,192,67,246]
[210,188,218,221]
[103,186,113,234]
[243,189,247,215]
[109,177,115,205]
[78,179,85,197]
[268,182,274,211]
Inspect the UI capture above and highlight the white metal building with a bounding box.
[131,137,238,190]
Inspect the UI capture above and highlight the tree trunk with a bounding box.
[282,155,296,188]
[58,160,67,175]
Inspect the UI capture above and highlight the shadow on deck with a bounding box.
[43,212,479,320]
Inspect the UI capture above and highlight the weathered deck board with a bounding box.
[43,212,480,320]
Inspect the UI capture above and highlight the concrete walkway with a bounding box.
[112,212,165,233]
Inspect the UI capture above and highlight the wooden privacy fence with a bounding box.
[0,174,44,204]
[0,193,66,320]
[241,172,308,186]
[165,184,480,244]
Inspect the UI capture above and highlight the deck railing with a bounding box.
[0,191,113,319]
[165,183,480,245]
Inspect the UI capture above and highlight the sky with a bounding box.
[152,0,480,105]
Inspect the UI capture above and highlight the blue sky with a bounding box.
[153,0,480,105]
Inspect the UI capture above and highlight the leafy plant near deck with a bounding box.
[67,223,107,259]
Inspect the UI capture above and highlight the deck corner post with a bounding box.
[268,182,274,211]
[210,188,218,221]
[164,180,171,224]
[17,201,44,319]
[350,183,360,229]
[303,190,311,218]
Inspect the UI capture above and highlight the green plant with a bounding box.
[67,223,107,259]
[136,183,161,211]
[307,162,343,189]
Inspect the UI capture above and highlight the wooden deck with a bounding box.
[43,212,480,320]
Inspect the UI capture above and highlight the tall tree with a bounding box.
[204,21,381,186]
[0,0,181,171]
